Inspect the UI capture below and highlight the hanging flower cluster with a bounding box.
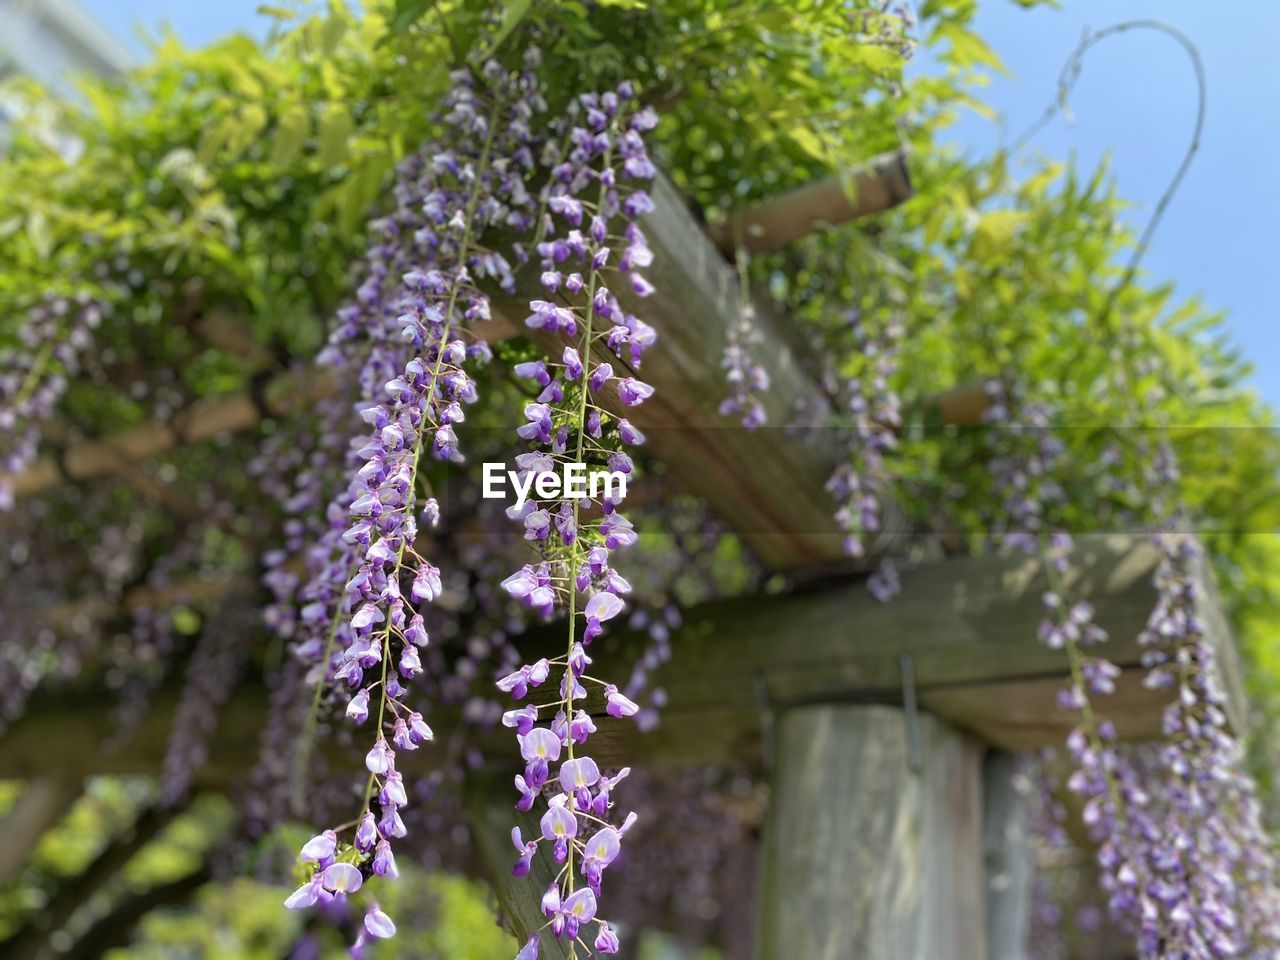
[1022,751,1117,960]
[1115,441,1280,956]
[160,605,250,804]
[104,524,216,751]
[825,310,904,600]
[981,379,1144,932]
[497,85,658,960]
[0,292,107,509]
[719,246,770,429]
[984,377,1280,956]
[282,52,546,942]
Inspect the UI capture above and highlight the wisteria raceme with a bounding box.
[1074,396,1280,953]
[824,310,903,601]
[497,83,658,959]
[597,496,742,734]
[605,766,762,954]
[0,482,164,735]
[160,606,250,805]
[1022,751,1120,959]
[718,246,769,429]
[1117,449,1280,956]
[0,514,97,728]
[985,378,1280,956]
[102,522,216,752]
[0,291,107,510]
[980,380,1065,552]
[283,52,547,939]
[981,379,1143,932]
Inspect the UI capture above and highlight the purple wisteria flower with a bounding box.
[986,380,1280,954]
[278,50,550,948]
[719,278,770,429]
[496,82,657,959]
[0,292,108,511]
[825,311,902,566]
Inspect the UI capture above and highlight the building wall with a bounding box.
[0,0,132,96]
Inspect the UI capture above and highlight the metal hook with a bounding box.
[900,654,922,773]
[754,672,775,775]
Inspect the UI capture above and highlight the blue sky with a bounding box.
[80,0,271,51]
[908,0,1280,408]
[79,0,1278,406]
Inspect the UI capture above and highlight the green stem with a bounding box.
[556,140,614,959]
[13,342,52,409]
[291,612,344,816]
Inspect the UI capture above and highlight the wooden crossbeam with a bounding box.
[1,536,1239,781]
[466,777,573,960]
[518,534,1244,759]
[0,777,82,886]
[498,168,852,569]
[1,801,185,960]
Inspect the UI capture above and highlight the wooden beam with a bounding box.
[922,381,992,427]
[519,535,1242,761]
[7,158,927,573]
[710,150,914,255]
[753,704,986,959]
[501,169,850,569]
[41,373,986,638]
[465,778,569,960]
[1,802,184,960]
[1,536,1241,780]
[62,866,212,960]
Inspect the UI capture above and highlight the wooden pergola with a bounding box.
[0,151,1245,959]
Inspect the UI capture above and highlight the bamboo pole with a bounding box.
[710,150,913,255]
[0,777,82,886]
[4,367,338,498]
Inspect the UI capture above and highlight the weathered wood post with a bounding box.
[753,704,986,960]
[983,751,1032,959]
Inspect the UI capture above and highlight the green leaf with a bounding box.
[790,126,827,163]
[321,12,348,54]
[26,210,51,259]
[255,5,294,18]
[933,22,1007,74]
[483,0,534,57]
[1020,162,1064,200]
[172,607,202,635]
[387,0,436,33]
[337,154,390,234]
[197,113,237,166]
[847,43,902,73]
[318,105,354,168]
[227,104,269,157]
[270,105,311,167]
